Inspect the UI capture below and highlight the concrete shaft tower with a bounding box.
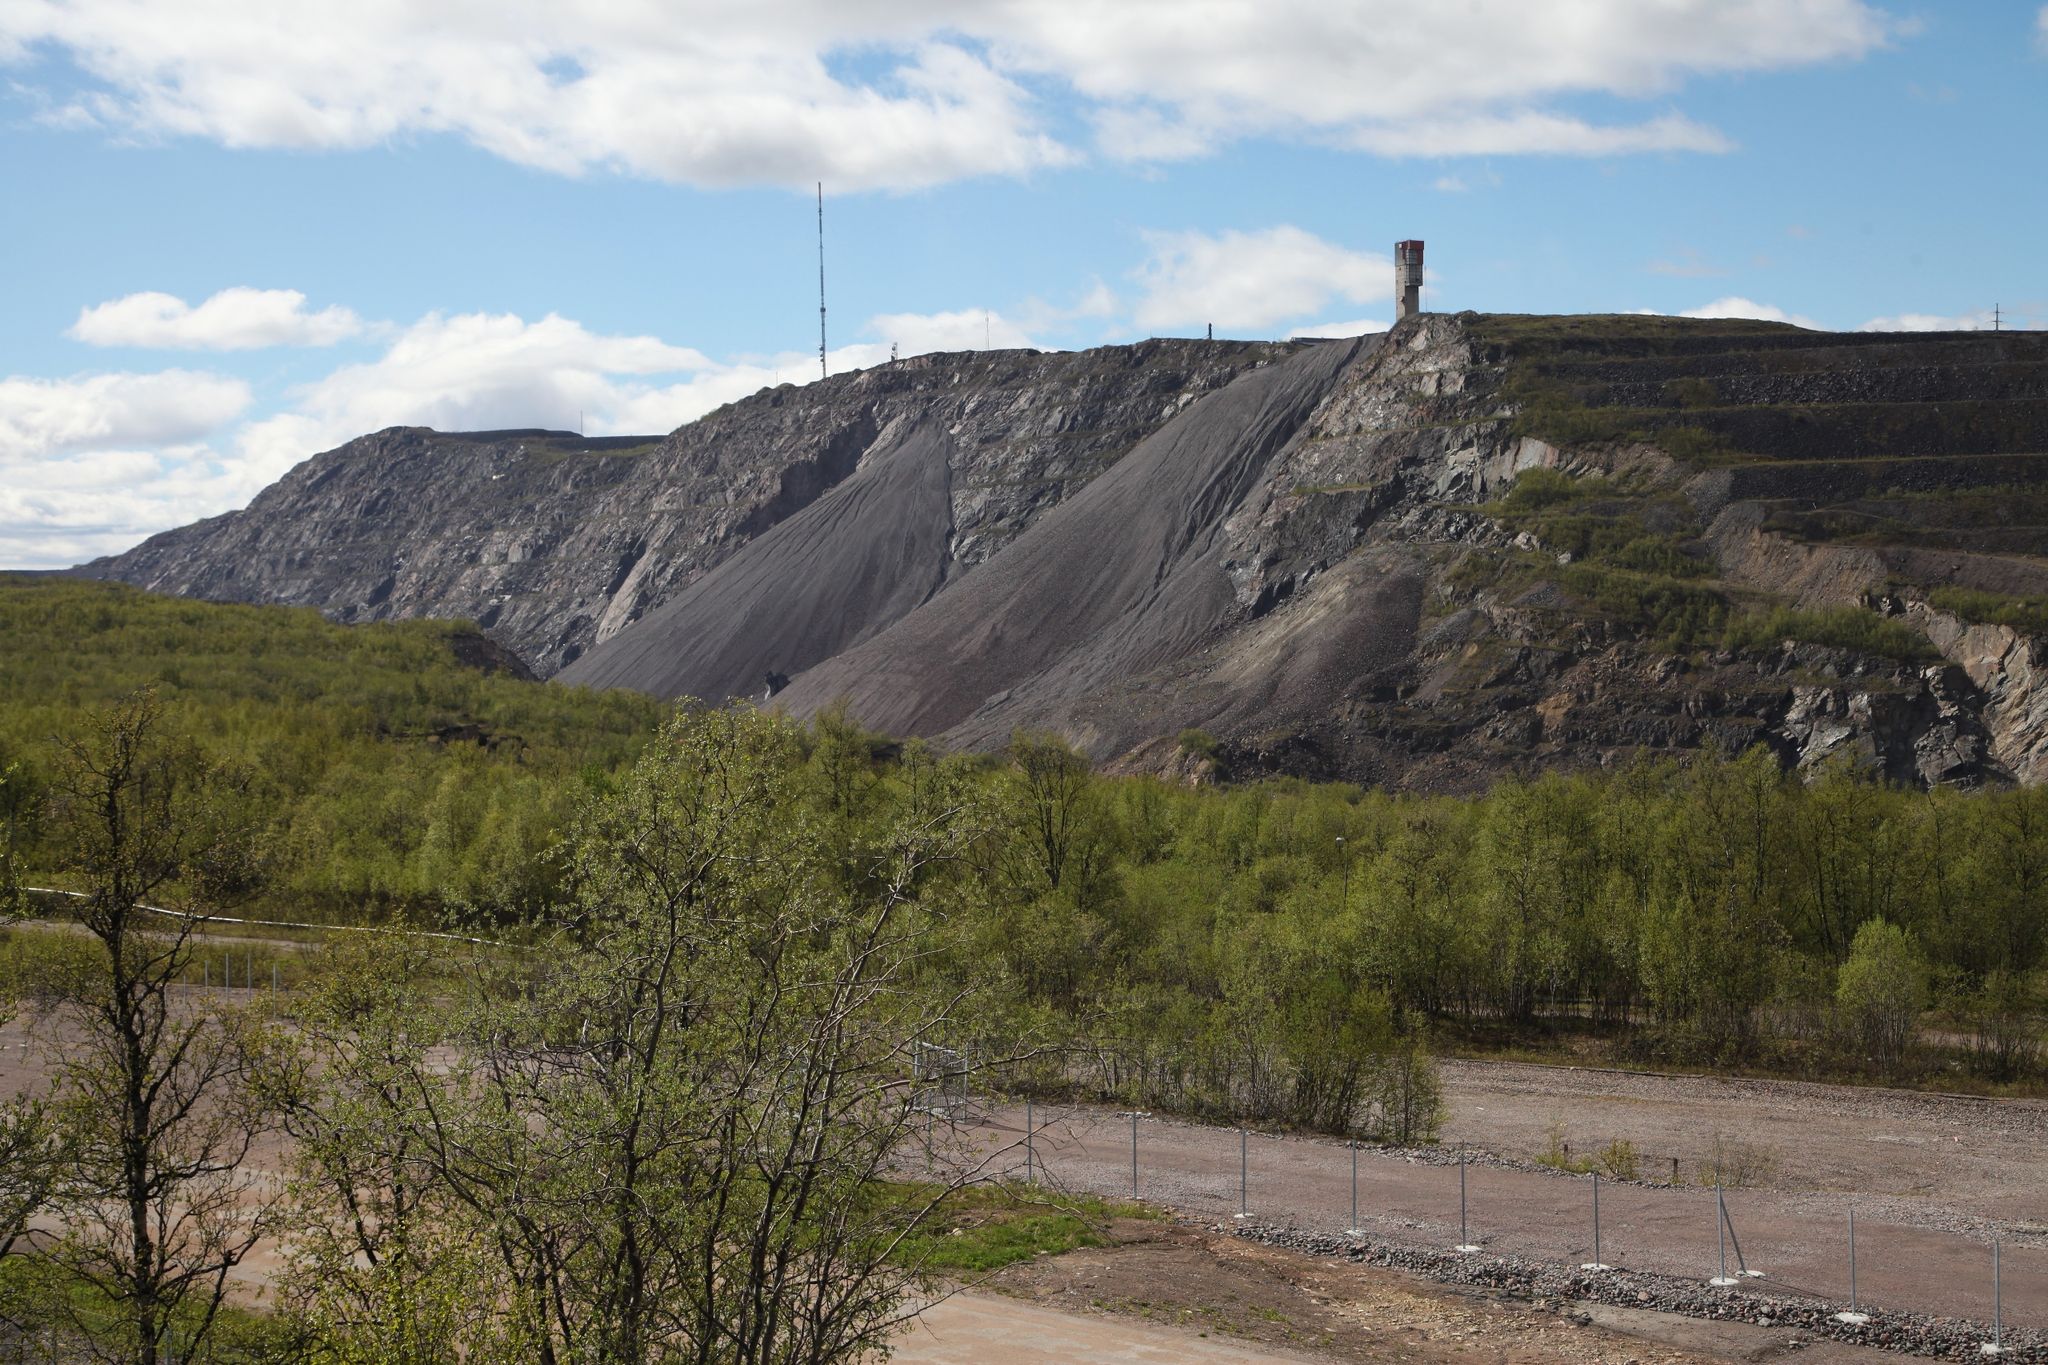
[1395,239,1424,320]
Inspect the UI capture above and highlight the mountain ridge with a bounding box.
[88,314,2048,791]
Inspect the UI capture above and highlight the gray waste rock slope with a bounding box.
[556,420,957,702]
[84,342,1298,676]
[776,337,1369,738]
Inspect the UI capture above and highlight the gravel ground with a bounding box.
[955,1063,2048,1357]
[1438,1058,2048,1222]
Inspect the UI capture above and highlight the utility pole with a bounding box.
[817,183,828,380]
[1993,303,2002,332]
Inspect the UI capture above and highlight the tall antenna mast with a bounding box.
[817,183,828,380]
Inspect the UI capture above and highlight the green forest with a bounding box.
[2,576,2045,1359]
[3,574,2042,1099]
[0,575,665,919]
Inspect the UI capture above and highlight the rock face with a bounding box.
[88,315,2048,790]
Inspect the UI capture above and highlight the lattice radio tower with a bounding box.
[817,183,828,380]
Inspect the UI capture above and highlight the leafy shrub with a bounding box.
[1363,1039,1444,1145]
[1837,918,1928,1073]
[1597,1139,1641,1181]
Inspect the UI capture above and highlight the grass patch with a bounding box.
[887,1183,1144,1275]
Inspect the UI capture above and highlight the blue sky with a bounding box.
[1,0,2043,568]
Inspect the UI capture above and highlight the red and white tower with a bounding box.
[1395,240,1424,320]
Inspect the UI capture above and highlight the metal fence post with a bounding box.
[1455,1148,1479,1252]
[1131,1112,1139,1200]
[1835,1206,1868,1324]
[1024,1097,1034,1184]
[1349,1141,1360,1236]
[1236,1126,1248,1220]
[1581,1171,1609,1271]
[1992,1237,2005,1355]
[1710,1178,1736,1286]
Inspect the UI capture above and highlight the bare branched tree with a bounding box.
[36,689,277,1365]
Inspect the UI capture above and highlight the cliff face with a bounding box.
[90,316,2048,791]
[90,341,1300,676]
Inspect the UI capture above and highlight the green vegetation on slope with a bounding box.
[0,574,668,921]
[0,578,2036,1107]
[1465,469,1935,660]
[1928,586,2048,637]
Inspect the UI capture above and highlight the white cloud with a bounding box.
[0,372,255,567]
[70,287,364,349]
[2038,5,2048,53]
[0,1,1896,187]
[231,312,717,473]
[1858,309,1999,332]
[1347,111,1730,158]
[1132,226,1388,332]
[1287,319,1390,340]
[1432,175,1469,193]
[1638,297,1822,330]
[0,370,250,459]
[0,442,266,566]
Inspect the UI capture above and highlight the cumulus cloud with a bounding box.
[0,369,250,459]
[0,0,1896,187]
[2039,5,2048,52]
[997,2,1876,161]
[1132,226,1388,332]
[229,312,715,476]
[1346,111,1730,158]
[70,287,364,349]
[0,372,255,567]
[1639,296,1822,330]
[1858,309,2000,332]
